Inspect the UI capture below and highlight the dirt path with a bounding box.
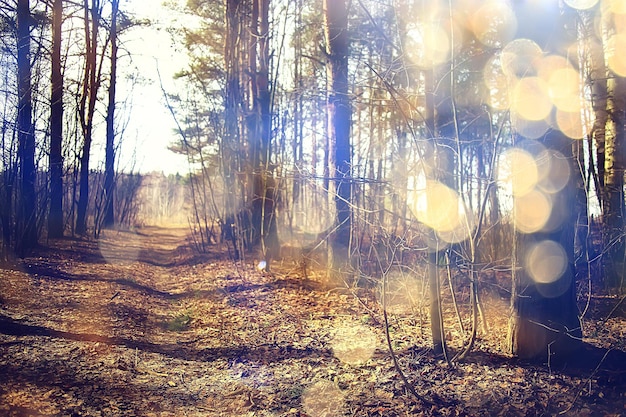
[0,226,625,416]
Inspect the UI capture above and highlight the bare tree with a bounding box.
[16,0,37,255]
[48,0,64,238]
[323,0,352,272]
[76,0,104,235]
[103,0,119,229]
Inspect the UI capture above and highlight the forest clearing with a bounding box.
[0,226,625,417]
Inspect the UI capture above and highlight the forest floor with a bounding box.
[0,226,625,417]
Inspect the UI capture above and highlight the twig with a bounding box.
[603,295,626,322]
[382,306,436,406]
[558,349,613,415]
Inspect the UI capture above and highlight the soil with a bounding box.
[0,226,625,417]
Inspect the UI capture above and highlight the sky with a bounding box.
[114,0,193,175]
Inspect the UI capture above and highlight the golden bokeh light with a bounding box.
[407,179,466,235]
[556,108,591,139]
[302,380,345,417]
[547,67,582,112]
[514,189,552,233]
[615,10,626,34]
[378,270,422,314]
[405,23,452,68]
[535,54,571,80]
[436,204,474,244]
[511,77,553,121]
[500,38,542,78]
[497,148,539,197]
[471,1,517,48]
[536,149,571,194]
[564,0,599,10]
[330,322,379,365]
[606,0,626,14]
[279,188,336,241]
[606,33,626,76]
[525,240,568,284]
[510,113,550,139]
[483,55,512,110]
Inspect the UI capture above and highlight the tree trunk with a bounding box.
[600,9,626,291]
[590,16,608,207]
[506,1,583,364]
[76,0,101,236]
[508,133,582,363]
[48,0,64,239]
[103,0,119,229]
[323,0,352,271]
[16,0,37,256]
[244,0,278,267]
[601,74,626,291]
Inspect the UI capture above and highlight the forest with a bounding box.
[0,0,625,415]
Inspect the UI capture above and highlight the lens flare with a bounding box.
[483,55,513,110]
[405,23,451,68]
[536,149,571,194]
[606,33,626,76]
[331,322,378,365]
[606,0,626,14]
[514,189,552,233]
[471,1,517,48]
[98,229,142,265]
[564,0,599,10]
[282,187,336,240]
[378,270,423,314]
[547,67,582,112]
[556,108,590,139]
[510,113,550,139]
[511,77,552,121]
[501,38,542,78]
[302,380,345,417]
[497,148,538,197]
[407,180,465,235]
[525,240,568,284]
[436,204,475,244]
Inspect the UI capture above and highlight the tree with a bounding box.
[323,0,352,272]
[76,0,103,235]
[247,0,279,266]
[48,0,64,238]
[103,0,119,229]
[169,0,281,264]
[599,4,626,291]
[507,1,582,362]
[16,0,37,255]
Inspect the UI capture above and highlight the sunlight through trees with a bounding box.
[0,1,625,412]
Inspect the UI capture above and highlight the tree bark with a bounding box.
[507,2,582,362]
[16,0,37,256]
[76,0,102,235]
[48,0,64,239]
[600,9,626,291]
[103,0,120,229]
[244,0,278,266]
[323,0,352,270]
